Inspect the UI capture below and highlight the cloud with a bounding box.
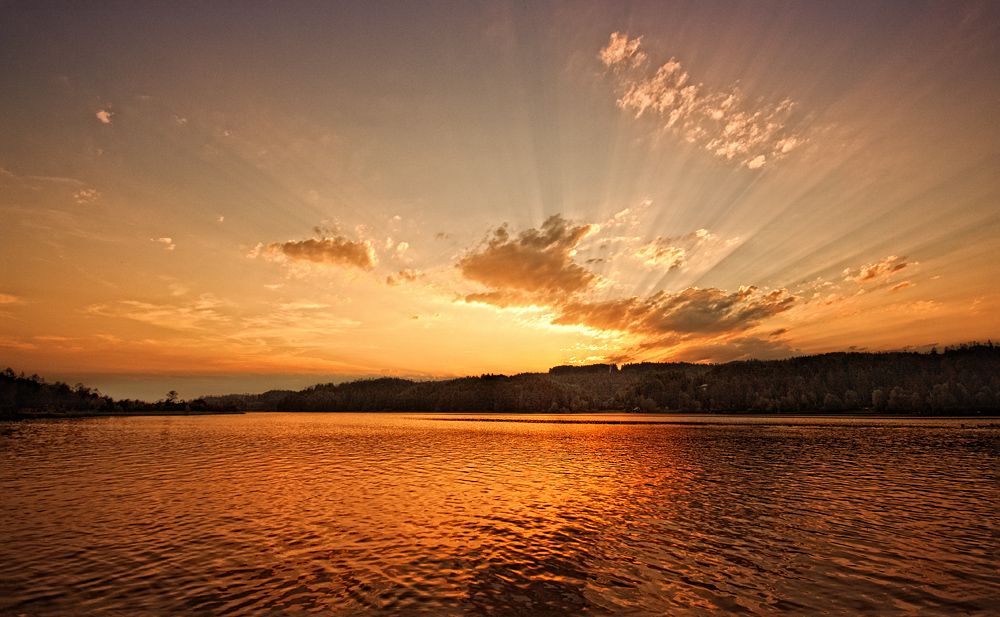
[458,215,597,301]
[456,216,797,363]
[637,243,686,270]
[262,236,376,270]
[552,286,796,337]
[890,281,914,292]
[0,293,22,305]
[630,228,725,271]
[0,338,37,351]
[1,166,83,187]
[88,295,232,331]
[88,295,360,348]
[96,110,113,124]
[386,269,419,286]
[600,32,805,169]
[462,290,543,309]
[153,237,175,251]
[906,300,940,314]
[74,188,99,204]
[167,281,189,296]
[599,31,646,68]
[843,255,913,284]
[230,303,362,345]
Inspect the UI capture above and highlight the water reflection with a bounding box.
[1,414,996,615]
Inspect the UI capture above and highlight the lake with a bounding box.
[1,413,997,615]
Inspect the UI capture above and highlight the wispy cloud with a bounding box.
[73,188,99,204]
[234,302,361,345]
[88,295,360,348]
[0,338,37,351]
[600,32,806,169]
[636,243,686,270]
[0,166,83,187]
[0,293,22,305]
[167,281,190,296]
[88,295,232,332]
[843,255,913,284]
[582,215,740,283]
[633,229,715,270]
[253,236,376,270]
[153,237,175,251]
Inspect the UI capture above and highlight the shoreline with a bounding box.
[0,410,246,421]
[3,409,997,424]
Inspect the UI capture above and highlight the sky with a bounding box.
[1,1,998,401]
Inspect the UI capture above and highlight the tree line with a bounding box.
[3,343,998,419]
[274,343,999,415]
[0,368,220,420]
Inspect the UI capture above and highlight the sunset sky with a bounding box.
[2,2,998,400]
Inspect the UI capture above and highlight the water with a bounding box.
[1,413,997,615]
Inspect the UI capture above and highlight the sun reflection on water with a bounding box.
[1,413,996,615]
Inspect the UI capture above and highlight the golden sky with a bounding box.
[1,2,998,399]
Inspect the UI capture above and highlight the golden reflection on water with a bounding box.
[1,413,997,615]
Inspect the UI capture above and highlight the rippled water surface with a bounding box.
[2,413,997,615]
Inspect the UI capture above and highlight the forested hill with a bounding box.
[276,343,1000,414]
[3,343,999,418]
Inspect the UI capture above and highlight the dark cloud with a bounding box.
[458,215,596,299]
[270,237,375,270]
[552,286,796,337]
